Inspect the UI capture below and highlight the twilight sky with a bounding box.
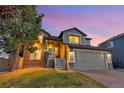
[36,5,124,46]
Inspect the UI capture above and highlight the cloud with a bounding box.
[37,6,124,46]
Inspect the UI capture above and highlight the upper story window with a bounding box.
[69,34,80,44]
[107,41,114,48]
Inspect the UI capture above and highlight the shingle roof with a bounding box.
[44,36,62,41]
[66,43,111,51]
[59,27,87,38]
[99,33,124,45]
[85,38,92,40]
[41,29,51,36]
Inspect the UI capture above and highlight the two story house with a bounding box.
[17,27,112,71]
[99,33,124,68]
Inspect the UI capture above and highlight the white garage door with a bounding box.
[75,49,107,70]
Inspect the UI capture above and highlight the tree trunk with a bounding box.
[9,54,15,71]
[21,45,26,68]
[11,42,22,70]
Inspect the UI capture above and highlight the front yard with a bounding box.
[0,68,106,88]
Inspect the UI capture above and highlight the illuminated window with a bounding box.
[48,43,53,51]
[69,34,80,44]
[69,51,75,62]
[30,49,41,60]
[107,53,112,63]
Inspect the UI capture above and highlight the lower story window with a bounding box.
[29,49,41,60]
[69,51,75,62]
[107,53,112,63]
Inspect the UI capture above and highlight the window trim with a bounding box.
[107,41,114,48]
[68,32,81,44]
[69,51,75,63]
[29,49,41,60]
[63,34,65,43]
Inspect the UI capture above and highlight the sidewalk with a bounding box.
[82,70,124,88]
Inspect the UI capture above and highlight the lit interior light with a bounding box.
[107,54,111,57]
[36,50,39,53]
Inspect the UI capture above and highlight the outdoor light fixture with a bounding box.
[33,43,41,49]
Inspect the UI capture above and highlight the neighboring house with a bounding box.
[17,27,112,71]
[99,33,124,68]
[0,37,10,59]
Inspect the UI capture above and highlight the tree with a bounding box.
[0,5,42,69]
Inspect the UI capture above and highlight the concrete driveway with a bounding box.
[82,70,124,88]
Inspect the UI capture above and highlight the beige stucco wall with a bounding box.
[65,45,70,70]
[59,43,65,58]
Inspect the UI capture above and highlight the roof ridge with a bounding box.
[99,33,124,45]
[59,27,87,38]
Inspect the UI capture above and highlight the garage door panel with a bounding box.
[75,50,107,70]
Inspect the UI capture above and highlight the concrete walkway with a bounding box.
[82,70,124,88]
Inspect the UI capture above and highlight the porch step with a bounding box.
[55,58,66,70]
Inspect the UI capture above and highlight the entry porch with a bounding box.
[43,37,70,70]
[22,36,70,70]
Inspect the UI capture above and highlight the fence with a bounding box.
[0,58,10,72]
[0,56,25,72]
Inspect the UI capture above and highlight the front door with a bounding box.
[48,43,59,58]
[46,42,59,68]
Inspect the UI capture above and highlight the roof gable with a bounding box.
[99,33,124,45]
[59,27,87,38]
[41,29,51,36]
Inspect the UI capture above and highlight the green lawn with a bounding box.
[0,68,106,88]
